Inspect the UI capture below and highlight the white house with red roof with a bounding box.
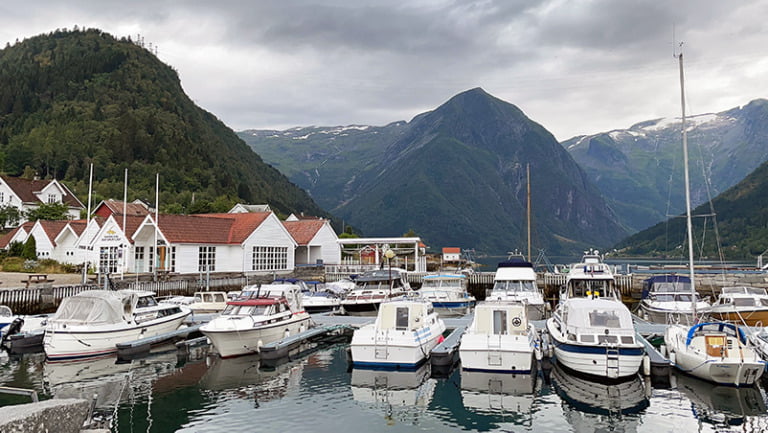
[442,247,461,262]
[0,175,84,226]
[282,214,340,266]
[0,221,35,250]
[130,211,297,275]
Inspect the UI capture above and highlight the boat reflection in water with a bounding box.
[460,370,537,427]
[199,353,305,404]
[549,362,649,432]
[350,363,435,426]
[673,370,768,430]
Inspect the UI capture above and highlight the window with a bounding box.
[47,193,57,204]
[252,246,288,271]
[396,307,409,330]
[148,246,154,272]
[493,310,508,335]
[0,192,4,203]
[99,246,119,274]
[199,246,216,272]
[170,246,176,272]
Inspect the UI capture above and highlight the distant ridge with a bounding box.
[243,88,629,256]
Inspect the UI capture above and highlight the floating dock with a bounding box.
[116,323,203,359]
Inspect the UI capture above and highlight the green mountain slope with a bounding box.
[239,123,407,211]
[0,28,328,217]
[564,99,768,232]
[615,157,768,260]
[245,88,629,256]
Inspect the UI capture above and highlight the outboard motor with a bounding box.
[1,317,24,347]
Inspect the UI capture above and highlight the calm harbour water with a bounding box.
[2,343,768,433]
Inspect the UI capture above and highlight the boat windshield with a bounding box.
[652,282,691,293]
[568,280,613,297]
[422,279,463,290]
[651,293,704,302]
[222,304,271,316]
[493,280,536,292]
[588,310,622,328]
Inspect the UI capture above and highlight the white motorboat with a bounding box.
[188,291,229,314]
[1,312,49,353]
[708,286,768,327]
[0,305,14,335]
[487,255,546,320]
[418,273,475,317]
[638,275,710,324]
[341,268,412,316]
[293,280,343,314]
[43,290,191,361]
[547,296,644,380]
[665,322,764,386]
[350,298,445,369]
[547,251,644,380]
[459,300,538,373]
[200,283,312,358]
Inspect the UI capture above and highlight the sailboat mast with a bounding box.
[679,51,697,318]
[527,163,531,262]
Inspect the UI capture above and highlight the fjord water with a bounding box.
[2,344,768,432]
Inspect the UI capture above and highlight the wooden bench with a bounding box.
[22,274,54,288]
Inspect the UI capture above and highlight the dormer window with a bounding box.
[47,194,57,204]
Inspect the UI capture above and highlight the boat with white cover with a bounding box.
[487,255,546,320]
[546,251,643,380]
[638,275,710,324]
[350,298,445,369]
[666,322,764,386]
[200,283,311,358]
[341,268,412,316]
[43,290,190,361]
[459,300,538,373]
[708,286,768,326]
[418,273,475,317]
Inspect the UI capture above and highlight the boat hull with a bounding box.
[351,323,445,369]
[202,315,311,358]
[708,309,768,327]
[44,313,189,361]
[546,319,643,380]
[459,328,536,373]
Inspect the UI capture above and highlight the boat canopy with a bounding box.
[355,269,406,282]
[685,322,748,346]
[641,275,691,298]
[563,298,633,330]
[721,286,767,296]
[51,290,137,325]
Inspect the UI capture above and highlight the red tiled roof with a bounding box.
[442,247,461,254]
[0,175,83,208]
[0,222,34,249]
[37,220,70,245]
[157,212,271,244]
[282,220,325,245]
[96,200,151,217]
[67,220,88,237]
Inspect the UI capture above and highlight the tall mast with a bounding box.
[526,163,531,262]
[678,50,697,318]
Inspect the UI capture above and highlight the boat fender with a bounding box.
[284,329,290,339]
[512,317,523,328]
[300,324,306,334]
[643,355,651,376]
[669,351,676,366]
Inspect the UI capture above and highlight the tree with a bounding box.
[22,236,36,260]
[25,202,70,221]
[0,204,22,227]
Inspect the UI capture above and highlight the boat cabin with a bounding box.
[376,301,434,332]
[472,302,529,336]
[558,298,635,345]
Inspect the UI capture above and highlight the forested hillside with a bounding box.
[0,28,328,218]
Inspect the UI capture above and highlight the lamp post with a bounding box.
[384,248,395,294]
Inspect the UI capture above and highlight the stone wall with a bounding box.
[0,398,90,433]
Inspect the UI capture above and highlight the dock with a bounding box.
[259,324,354,361]
[116,323,203,359]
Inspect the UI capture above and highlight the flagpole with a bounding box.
[122,168,128,280]
[154,173,159,282]
[83,163,93,285]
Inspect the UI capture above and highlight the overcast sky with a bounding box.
[2,1,767,141]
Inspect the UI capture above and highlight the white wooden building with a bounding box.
[0,175,84,227]
[283,215,341,266]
